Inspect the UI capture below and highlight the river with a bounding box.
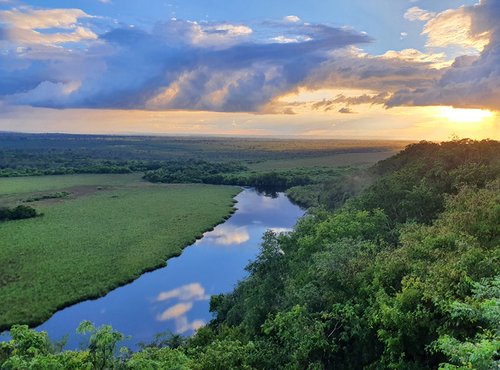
[19,188,304,349]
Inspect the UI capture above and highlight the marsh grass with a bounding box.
[0,175,240,330]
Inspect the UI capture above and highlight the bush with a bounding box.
[0,205,38,222]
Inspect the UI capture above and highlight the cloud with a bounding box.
[154,19,252,49]
[271,35,311,44]
[404,6,435,22]
[389,0,500,111]
[0,7,96,46]
[381,48,449,68]
[268,227,293,234]
[1,1,498,115]
[422,5,490,51]
[306,46,443,95]
[339,107,356,114]
[283,15,301,23]
[0,13,370,111]
[308,91,390,112]
[0,7,91,29]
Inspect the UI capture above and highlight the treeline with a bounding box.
[359,139,500,224]
[143,160,246,183]
[286,169,371,209]
[143,161,314,192]
[0,159,160,178]
[1,139,498,369]
[288,138,500,215]
[0,205,38,222]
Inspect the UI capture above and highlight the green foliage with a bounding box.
[357,139,500,224]
[127,347,190,370]
[143,160,247,184]
[435,335,499,370]
[0,205,38,222]
[0,325,89,370]
[432,277,500,369]
[24,192,71,203]
[261,305,336,369]
[438,181,500,247]
[187,339,255,370]
[77,321,125,370]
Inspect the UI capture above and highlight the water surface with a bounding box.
[23,188,304,348]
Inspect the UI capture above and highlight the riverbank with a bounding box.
[1,189,305,350]
[0,174,241,331]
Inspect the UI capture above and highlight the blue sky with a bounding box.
[20,0,476,53]
[0,0,498,139]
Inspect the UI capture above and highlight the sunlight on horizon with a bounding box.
[438,107,495,124]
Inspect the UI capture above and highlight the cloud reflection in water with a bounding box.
[204,224,250,246]
[155,282,210,334]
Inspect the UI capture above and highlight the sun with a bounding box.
[438,107,494,123]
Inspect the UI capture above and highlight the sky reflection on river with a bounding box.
[25,188,304,349]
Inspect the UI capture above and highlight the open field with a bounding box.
[0,173,143,197]
[0,174,240,330]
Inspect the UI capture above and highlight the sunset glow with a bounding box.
[438,107,495,124]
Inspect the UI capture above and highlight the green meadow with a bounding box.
[0,173,143,196]
[0,174,240,330]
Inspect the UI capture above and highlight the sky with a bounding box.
[0,0,498,139]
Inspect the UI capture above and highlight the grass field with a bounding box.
[0,173,143,196]
[0,174,240,330]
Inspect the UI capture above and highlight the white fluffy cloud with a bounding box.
[422,6,490,51]
[283,15,301,23]
[0,7,91,29]
[0,7,97,45]
[404,6,435,22]
[155,19,252,49]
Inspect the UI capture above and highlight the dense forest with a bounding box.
[0,139,498,369]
